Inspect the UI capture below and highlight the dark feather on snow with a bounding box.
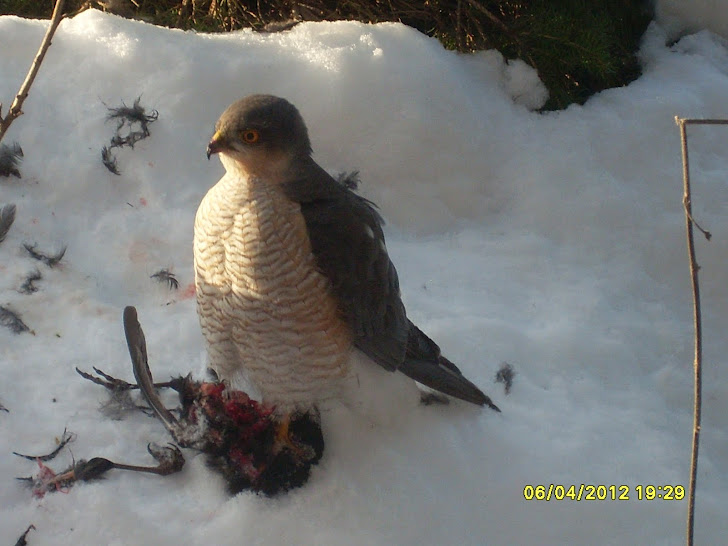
[105,97,158,146]
[101,146,120,175]
[101,97,158,172]
[75,366,172,419]
[0,142,23,178]
[23,242,66,267]
[151,269,179,290]
[336,170,360,190]
[13,429,76,462]
[0,203,17,242]
[19,269,42,294]
[495,362,516,395]
[106,97,158,133]
[0,305,30,334]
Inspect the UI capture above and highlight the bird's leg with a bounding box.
[46,443,183,483]
[91,443,185,477]
[272,410,324,463]
[273,413,298,453]
[17,443,184,497]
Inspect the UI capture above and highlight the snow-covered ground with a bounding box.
[2,8,728,545]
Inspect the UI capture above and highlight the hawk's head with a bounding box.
[207,95,312,178]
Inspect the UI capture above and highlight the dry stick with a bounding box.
[462,0,536,68]
[674,116,728,546]
[0,0,66,143]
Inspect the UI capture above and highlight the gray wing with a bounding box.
[284,160,408,371]
[284,160,499,409]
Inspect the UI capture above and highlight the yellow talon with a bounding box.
[274,414,314,459]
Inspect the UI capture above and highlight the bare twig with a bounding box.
[461,0,536,68]
[0,0,67,143]
[674,116,728,546]
[462,0,509,33]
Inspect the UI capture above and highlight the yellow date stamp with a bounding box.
[523,484,685,501]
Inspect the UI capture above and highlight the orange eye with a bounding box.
[242,129,260,144]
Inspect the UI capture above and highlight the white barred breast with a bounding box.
[194,170,352,411]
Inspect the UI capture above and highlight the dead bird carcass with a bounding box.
[86,307,324,496]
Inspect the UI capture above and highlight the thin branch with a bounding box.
[462,0,510,34]
[674,116,728,546]
[677,118,728,126]
[462,0,537,69]
[0,0,66,143]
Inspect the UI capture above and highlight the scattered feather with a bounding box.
[151,269,179,290]
[99,389,154,420]
[495,362,516,394]
[0,203,16,242]
[101,146,120,175]
[23,242,67,267]
[0,142,23,178]
[76,366,173,419]
[336,170,360,190]
[19,269,42,294]
[105,97,158,139]
[0,305,30,334]
[101,97,158,173]
[13,429,76,462]
[0,401,8,412]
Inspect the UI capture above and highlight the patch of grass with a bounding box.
[1,1,653,110]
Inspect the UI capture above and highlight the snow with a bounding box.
[657,0,728,41]
[1,8,728,545]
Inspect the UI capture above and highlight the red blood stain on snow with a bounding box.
[139,197,148,207]
[181,283,196,299]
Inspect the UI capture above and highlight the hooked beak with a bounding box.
[206,130,227,160]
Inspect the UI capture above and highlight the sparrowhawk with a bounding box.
[195,94,499,416]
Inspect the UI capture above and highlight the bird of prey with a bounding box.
[195,94,499,419]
